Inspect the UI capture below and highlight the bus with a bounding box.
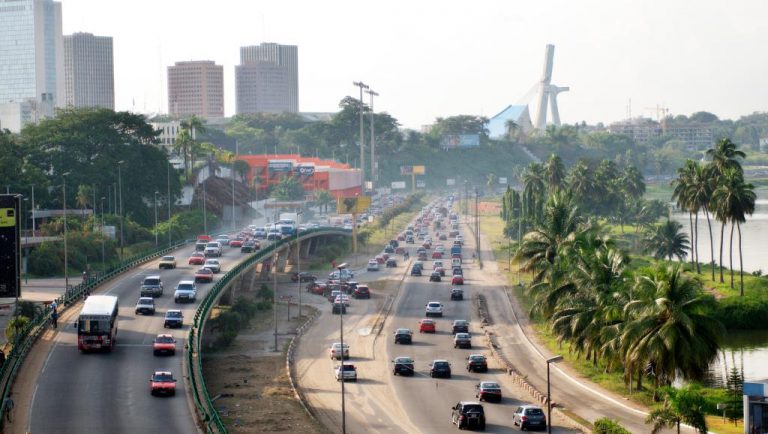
[76,295,119,352]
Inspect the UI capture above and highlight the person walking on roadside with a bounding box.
[51,308,58,329]
[4,393,14,423]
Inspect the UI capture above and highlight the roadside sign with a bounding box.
[336,196,372,214]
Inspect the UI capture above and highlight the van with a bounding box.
[141,276,164,297]
[195,241,207,252]
[452,258,462,268]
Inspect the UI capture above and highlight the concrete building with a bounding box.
[236,43,298,114]
[609,117,714,149]
[167,60,224,119]
[664,124,714,150]
[0,0,64,129]
[63,32,114,109]
[608,118,662,144]
[487,104,534,139]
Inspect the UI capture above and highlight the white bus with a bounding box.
[76,295,119,352]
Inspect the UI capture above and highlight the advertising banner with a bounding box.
[499,177,508,185]
[416,180,426,188]
[294,164,315,176]
[391,181,407,189]
[440,134,480,149]
[336,196,372,214]
[268,160,293,173]
[400,165,412,175]
[0,195,20,298]
[412,165,425,175]
[446,179,456,186]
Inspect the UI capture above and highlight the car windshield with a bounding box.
[433,361,449,367]
[469,355,485,361]
[481,382,500,389]
[143,278,160,286]
[156,336,174,343]
[162,256,174,261]
[138,298,153,304]
[428,303,440,308]
[396,329,411,334]
[178,284,194,290]
[395,358,414,363]
[197,269,211,274]
[456,333,470,339]
[153,373,173,382]
[526,408,544,415]
[454,320,468,325]
[166,311,182,318]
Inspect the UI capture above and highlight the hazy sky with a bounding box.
[62,0,768,129]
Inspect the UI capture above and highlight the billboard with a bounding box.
[0,195,20,298]
[416,180,426,188]
[268,160,293,173]
[400,165,426,175]
[499,177,508,185]
[294,164,315,176]
[446,179,456,186]
[336,196,372,214]
[441,134,480,149]
[391,181,407,189]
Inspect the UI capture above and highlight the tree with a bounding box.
[176,115,207,180]
[315,189,334,214]
[432,115,489,138]
[672,160,697,269]
[76,184,94,215]
[646,385,709,434]
[5,315,30,343]
[543,154,566,192]
[271,175,305,201]
[706,137,745,176]
[643,219,689,262]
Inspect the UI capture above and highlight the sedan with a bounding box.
[513,405,548,430]
[392,356,415,376]
[394,328,413,344]
[430,360,452,378]
[431,251,443,259]
[153,334,176,356]
[467,354,488,373]
[410,266,422,276]
[452,319,469,334]
[454,333,472,349]
[150,371,177,396]
[451,275,464,285]
[476,381,502,403]
[429,272,442,282]
[204,259,221,273]
[194,268,214,283]
[419,319,436,333]
[188,252,205,265]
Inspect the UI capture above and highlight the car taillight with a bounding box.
[459,415,465,421]
[520,416,528,422]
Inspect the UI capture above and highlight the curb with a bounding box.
[286,310,322,425]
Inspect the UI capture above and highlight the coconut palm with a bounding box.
[706,137,745,176]
[623,264,723,389]
[671,160,697,269]
[688,162,716,279]
[646,385,709,434]
[175,116,207,180]
[543,154,566,192]
[711,168,756,294]
[521,162,546,222]
[315,189,334,214]
[643,219,689,262]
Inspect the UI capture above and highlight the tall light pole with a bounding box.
[366,88,379,191]
[31,184,35,236]
[117,160,125,257]
[202,178,208,234]
[353,81,369,187]
[62,172,71,291]
[546,355,564,434]
[154,191,159,246]
[22,197,28,284]
[338,265,347,434]
[475,188,480,259]
[232,141,238,232]
[296,211,303,317]
[167,161,172,246]
[100,197,105,270]
[273,253,278,351]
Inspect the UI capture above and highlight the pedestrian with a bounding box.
[51,308,58,329]
[4,393,13,423]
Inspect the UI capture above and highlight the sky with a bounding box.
[61,0,768,130]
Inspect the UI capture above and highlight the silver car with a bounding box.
[513,405,547,430]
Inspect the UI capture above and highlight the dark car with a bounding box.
[466,354,488,373]
[452,319,469,334]
[452,267,463,276]
[164,309,184,328]
[353,285,370,299]
[429,272,442,282]
[454,333,472,349]
[476,381,502,403]
[394,328,413,344]
[389,239,399,248]
[386,258,397,268]
[240,240,258,253]
[451,401,486,430]
[332,302,347,314]
[430,359,452,378]
[411,266,422,276]
[384,245,395,254]
[291,272,317,283]
[513,405,547,430]
[451,288,464,301]
[392,356,415,376]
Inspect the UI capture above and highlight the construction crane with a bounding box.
[644,104,670,121]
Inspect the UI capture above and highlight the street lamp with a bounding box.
[202,176,208,235]
[117,160,125,257]
[100,197,105,270]
[546,355,564,434]
[353,81,369,186]
[273,253,278,351]
[22,197,28,284]
[167,161,172,246]
[366,88,379,190]
[154,191,159,246]
[296,211,304,317]
[62,172,71,291]
[337,264,347,434]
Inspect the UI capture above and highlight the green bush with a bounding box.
[378,193,425,228]
[28,242,63,276]
[593,418,632,434]
[713,295,768,329]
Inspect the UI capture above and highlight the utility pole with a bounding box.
[273,253,278,351]
[117,161,125,257]
[167,161,172,246]
[353,81,369,187]
[366,88,379,190]
[100,197,105,270]
[62,172,71,291]
[475,188,480,259]
[296,211,303,317]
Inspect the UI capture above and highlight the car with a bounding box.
[513,405,547,430]
[454,333,472,349]
[452,267,463,275]
[432,266,445,276]
[452,275,464,285]
[395,246,406,254]
[452,319,470,334]
[335,363,358,382]
[392,356,415,376]
[451,287,464,300]
[164,309,184,328]
[334,294,351,307]
[384,245,395,254]
[425,301,443,317]
[140,276,164,297]
[331,302,347,314]
[266,231,281,241]
[405,236,415,244]
[397,234,406,242]
[353,285,370,299]
[153,334,176,356]
[159,255,176,269]
[433,260,444,269]
[385,258,397,268]
[329,342,349,360]
[202,258,221,273]
[150,371,177,396]
[429,271,442,282]
[476,381,502,403]
[328,289,343,303]
[439,233,448,240]
[389,239,399,248]
[188,252,205,265]
[367,260,380,271]
[430,360,452,378]
[307,282,327,295]
[229,237,244,248]
[204,242,222,257]
[467,354,488,372]
[451,401,486,430]
[215,235,230,246]
[194,241,208,252]
[174,280,197,303]
[432,251,443,259]
[394,328,413,344]
[290,272,316,283]
[419,318,436,333]
[253,228,267,239]
[194,268,214,283]
[410,266,422,276]
[240,240,258,253]
[413,260,424,270]
[135,297,156,315]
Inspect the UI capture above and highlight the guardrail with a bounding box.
[0,238,193,430]
[187,227,351,433]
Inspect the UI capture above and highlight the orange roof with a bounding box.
[236,154,352,170]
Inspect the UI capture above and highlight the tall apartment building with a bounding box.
[0,0,63,131]
[63,32,114,109]
[609,117,714,149]
[167,60,224,119]
[236,42,298,114]
[608,118,662,144]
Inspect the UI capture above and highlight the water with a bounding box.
[705,330,768,387]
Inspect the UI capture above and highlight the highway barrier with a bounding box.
[187,228,351,434]
[0,239,193,431]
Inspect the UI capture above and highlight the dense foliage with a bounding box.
[593,418,632,434]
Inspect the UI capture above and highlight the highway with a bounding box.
[27,239,258,433]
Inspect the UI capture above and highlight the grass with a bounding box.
[706,415,744,434]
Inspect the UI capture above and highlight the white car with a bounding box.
[425,301,443,317]
[335,364,357,382]
[203,259,221,273]
[174,280,198,303]
[433,260,444,269]
[334,294,351,307]
[204,242,222,257]
[215,234,230,245]
[330,342,350,359]
[367,260,379,271]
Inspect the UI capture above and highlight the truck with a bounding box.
[279,213,298,225]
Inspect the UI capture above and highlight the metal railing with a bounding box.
[187,228,351,433]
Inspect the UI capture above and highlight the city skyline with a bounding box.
[58,0,768,129]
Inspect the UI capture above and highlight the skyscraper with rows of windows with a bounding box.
[236,42,298,114]
[167,60,224,119]
[63,32,114,109]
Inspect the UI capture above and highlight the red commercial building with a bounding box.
[237,154,362,199]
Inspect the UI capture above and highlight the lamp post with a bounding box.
[232,141,238,232]
[338,265,347,434]
[100,197,105,270]
[167,161,172,246]
[353,81,369,186]
[296,211,304,317]
[273,253,278,351]
[22,197,28,284]
[366,88,379,190]
[546,355,564,434]
[475,188,480,260]
[154,191,159,246]
[202,176,208,235]
[62,172,71,291]
[117,160,125,257]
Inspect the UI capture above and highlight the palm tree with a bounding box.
[75,184,93,216]
[688,162,716,279]
[543,154,566,192]
[521,162,546,223]
[671,160,696,269]
[706,137,745,176]
[643,219,689,262]
[646,385,709,434]
[176,116,207,180]
[505,119,519,141]
[711,168,756,294]
[623,264,723,390]
[315,189,334,214]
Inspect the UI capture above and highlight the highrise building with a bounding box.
[167,60,224,119]
[236,43,298,114]
[63,32,114,109]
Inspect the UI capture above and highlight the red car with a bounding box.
[419,319,436,333]
[395,247,406,255]
[150,371,177,396]
[432,251,443,259]
[375,255,386,264]
[422,242,431,250]
[397,234,406,241]
[229,238,244,248]
[353,285,370,299]
[307,282,327,295]
[194,268,214,283]
[153,334,176,356]
[452,275,464,285]
[188,252,205,265]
